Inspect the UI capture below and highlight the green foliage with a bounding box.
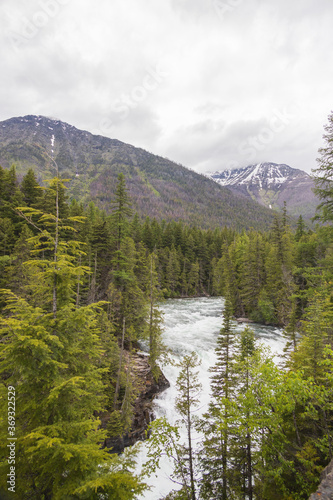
[147,252,166,379]
[0,290,147,499]
[146,353,202,500]
[144,417,187,491]
[0,174,149,499]
[21,168,43,206]
[256,289,277,324]
[313,110,333,224]
[200,296,240,500]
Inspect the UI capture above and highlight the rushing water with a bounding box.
[136,297,285,499]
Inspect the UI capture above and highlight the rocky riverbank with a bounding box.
[101,352,170,453]
[309,459,333,499]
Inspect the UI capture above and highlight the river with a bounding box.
[136,296,286,499]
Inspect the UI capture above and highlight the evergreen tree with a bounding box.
[221,243,243,316]
[38,177,69,220]
[2,165,18,202]
[145,353,202,500]
[229,327,257,500]
[200,294,238,500]
[21,168,42,207]
[4,224,34,299]
[88,220,111,301]
[0,218,15,255]
[188,260,200,296]
[175,352,202,500]
[295,215,306,241]
[148,252,165,379]
[240,232,265,318]
[110,172,133,256]
[166,246,181,295]
[265,215,295,325]
[313,110,333,224]
[291,288,333,382]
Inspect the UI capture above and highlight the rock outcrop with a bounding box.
[101,352,170,453]
[235,317,254,323]
[309,459,333,499]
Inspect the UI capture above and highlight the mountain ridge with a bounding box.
[209,162,318,220]
[0,115,277,230]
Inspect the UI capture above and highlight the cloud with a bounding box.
[0,0,333,174]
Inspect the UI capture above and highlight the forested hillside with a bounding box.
[0,115,276,230]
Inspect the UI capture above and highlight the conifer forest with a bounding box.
[0,112,333,499]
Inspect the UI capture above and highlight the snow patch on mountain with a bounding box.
[210,162,308,189]
[51,134,55,154]
[208,162,317,220]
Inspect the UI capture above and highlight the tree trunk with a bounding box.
[76,255,81,308]
[186,366,196,500]
[114,317,126,409]
[149,255,154,354]
[53,178,59,319]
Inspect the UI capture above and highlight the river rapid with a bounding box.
[136,296,286,499]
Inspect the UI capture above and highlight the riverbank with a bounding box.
[101,351,170,454]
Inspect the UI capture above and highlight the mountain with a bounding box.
[209,162,318,220]
[0,115,277,230]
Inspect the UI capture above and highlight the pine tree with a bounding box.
[240,232,265,318]
[38,177,69,220]
[265,214,295,325]
[2,165,18,202]
[188,260,200,296]
[0,217,15,255]
[148,252,165,379]
[200,294,238,500]
[223,242,243,316]
[210,294,237,401]
[180,257,189,296]
[4,224,34,298]
[166,246,181,295]
[145,353,202,500]
[291,289,333,383]
[21,168,42,207]
[175,352,202,500]
[229,327,257,500]
[295,215,306,242]
[110,172,133,256]
[313,110,333,223]
[282,297,299,360]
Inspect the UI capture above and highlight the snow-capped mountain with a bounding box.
[209,163,318,220]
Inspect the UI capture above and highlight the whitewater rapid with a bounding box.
[136,297,285,499]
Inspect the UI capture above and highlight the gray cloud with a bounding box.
[0,0,333,174]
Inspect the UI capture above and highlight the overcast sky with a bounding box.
[1,0,333,174]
